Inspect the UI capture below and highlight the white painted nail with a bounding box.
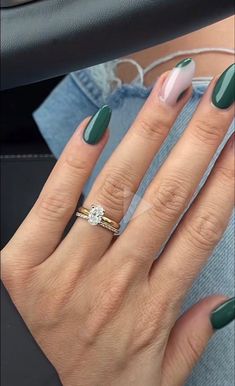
[159,58,195,106]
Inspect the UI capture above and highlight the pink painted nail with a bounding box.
[159,58,195,106]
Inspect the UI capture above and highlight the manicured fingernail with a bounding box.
[159,58,195,106]
[83,105,112,145]
[211,63,235,109]
[210,297,235,330]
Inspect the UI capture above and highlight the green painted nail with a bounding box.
[212,63,235,109]
[175,58,192,68]
[83,105,112,145]
[210,298,235,330]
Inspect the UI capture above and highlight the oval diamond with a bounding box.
[88,205,104,225]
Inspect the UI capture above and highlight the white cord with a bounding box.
[87,47,234,92]
[114,58,145,86]
[133,47,235,84]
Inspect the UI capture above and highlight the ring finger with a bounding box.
[61,59,195,261]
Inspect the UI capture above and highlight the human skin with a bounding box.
[1,56,234,386]
[118,16,234,84]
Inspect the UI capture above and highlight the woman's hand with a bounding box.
[1,61,235,386]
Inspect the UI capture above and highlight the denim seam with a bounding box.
[71,70,104,107]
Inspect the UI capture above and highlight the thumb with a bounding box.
[162,296,235,386]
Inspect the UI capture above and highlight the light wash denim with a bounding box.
[34,59,235,386]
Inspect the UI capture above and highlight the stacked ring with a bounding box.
[76,204,120,235]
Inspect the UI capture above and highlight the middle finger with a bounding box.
[113,64,234,270]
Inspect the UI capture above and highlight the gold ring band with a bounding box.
[76,204,120,235]
[78,207,120,229]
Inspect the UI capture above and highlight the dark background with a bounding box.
[1,79,64,386]
[1,78,62,155]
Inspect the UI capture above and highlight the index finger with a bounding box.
[1,108,110,268]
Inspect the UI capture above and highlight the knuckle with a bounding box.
[191,118,222,145]
[129,245,150,265]
[97,168,135,215]
[216,165,235,183]
[185,210,224,251]
[36,191,73,221]
[148,178,189,222]
[184,332,205,364]
[63,155,88,178]
[136,114,170,142]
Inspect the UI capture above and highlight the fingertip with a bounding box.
[151,72,193,112]
[156,58,195,108]
[81,106,111,146]
[72,114,110,150]
[200,65,235,114]
[155,70,172,90]
[149,70,172,103]
[210,297,235,331]
[178,295,229,330]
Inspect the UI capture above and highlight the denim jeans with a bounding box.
[34,60,235,386]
